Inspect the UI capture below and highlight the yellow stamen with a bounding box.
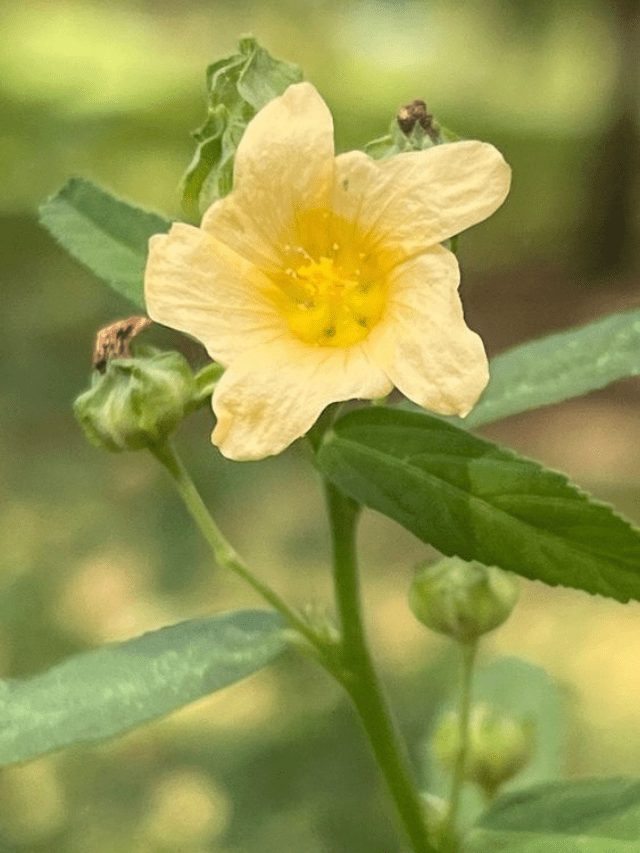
[267,211,389,347]
[275,252,386,347]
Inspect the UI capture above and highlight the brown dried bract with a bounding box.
[92,316,153,372]
[397,99,438,141]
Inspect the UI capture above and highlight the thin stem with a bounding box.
[324,481,437,853]
[443,640,478,848]
[150,441,321,650]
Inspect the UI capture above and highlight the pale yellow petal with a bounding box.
[211,340,392,460]
[366,246,488,415]
[331,151,378,224]
[201,83,335,273]
[357,141,511,260]
[144,223,287,366]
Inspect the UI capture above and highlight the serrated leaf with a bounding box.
[0,610,288,766]
[466,308,640,428]
[181,37,302,221]
[464,778,640,852]
[39,178,171,308]
[316,407,640,602]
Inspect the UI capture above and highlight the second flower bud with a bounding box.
[409,557,520,644]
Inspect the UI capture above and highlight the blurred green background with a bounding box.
[3,0,640,851]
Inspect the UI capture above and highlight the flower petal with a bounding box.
[144,223,287,366]
[332,150,378,224]
[366,246,488,416]
[357,141,511,260]
[211,340,393,460]
[201,83,335,272]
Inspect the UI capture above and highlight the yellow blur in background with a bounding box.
[2,1,640,851]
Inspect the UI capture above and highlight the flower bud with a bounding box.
[433,703,536,799]
[409,557,519,644]
[74,348,197,452]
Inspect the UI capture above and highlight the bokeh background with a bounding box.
[3,1,640,851]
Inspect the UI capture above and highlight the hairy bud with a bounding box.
[74,348,197,452]
[433,703,536,799]
[409,557,519,643]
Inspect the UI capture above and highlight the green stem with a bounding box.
[150,441,321,650]
[152,440,434,850]
[443,640,478,849]
[324,481,436,853]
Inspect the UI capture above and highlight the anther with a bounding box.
[296,246,314,262]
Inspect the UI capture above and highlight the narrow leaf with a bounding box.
[0,610,287,766]
[467,308,640,428]
[39,178,172,308]
[316,407,640,602]
[465,778,640,852]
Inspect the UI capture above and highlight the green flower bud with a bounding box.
[409,557,519,643]
[433,703,536,799]
[74,347,197,452]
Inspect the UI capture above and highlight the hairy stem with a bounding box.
[324,481,436,853]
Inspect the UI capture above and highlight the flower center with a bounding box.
[275,243,386,348]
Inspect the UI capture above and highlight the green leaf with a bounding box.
[316,407,640,602]
[181,36,302,221]
[464,778,640,852]
[466,308,640,428]
[39,178,171,309]
[0,610,288,766]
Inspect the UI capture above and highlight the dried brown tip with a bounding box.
[92,316,153,373]
[397,99,438,140]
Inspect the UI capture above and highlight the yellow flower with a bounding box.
[145,83,510,461]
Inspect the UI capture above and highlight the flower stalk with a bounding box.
[149,440,322,650]
[442,639,479,850]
